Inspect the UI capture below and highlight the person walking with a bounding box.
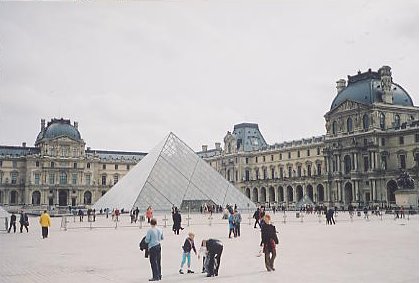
[39,210,51,239]
[172,208,182,235]
[8,212,17,233]
[179,232,197,274]
[253,207,260,228]
[327,207,336,225]
[19,211,29,233]
[145,218,163,281]
[228,211,235,238]
[260,214,279,272]
[233,209,242,237]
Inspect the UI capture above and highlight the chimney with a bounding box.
[215,142,221,150]
[336,79,346,93]
[41,119,45,131]
[202,145,208,152]
[379,65,393,104]
[22,142,26,148]
[74,121,78,129]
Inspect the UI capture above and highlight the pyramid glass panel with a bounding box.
[93,133,255,212]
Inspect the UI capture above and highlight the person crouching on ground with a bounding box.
[179,232,197,274]
[205,239,223,277]
[260,214,279,272]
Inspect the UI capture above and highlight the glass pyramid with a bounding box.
[93,133,256,213]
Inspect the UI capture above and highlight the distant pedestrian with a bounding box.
[228,211,235,238]
[253,207,260,228]
[260,214,279,272]
[179,232,197,274]
[172,208,183,235]
[78,209,84,222]
[198,240,208,273]
[39,210,51,239]
[146,206,153,224]
[145,218,163,281]
[233,209,242,237]
[8,212,17,233]
[326,208,335,225]
[363,207,369,219]
[204,239,223,277]
[19,211,29,233]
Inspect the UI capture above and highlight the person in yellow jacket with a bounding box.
[39,210,51,239]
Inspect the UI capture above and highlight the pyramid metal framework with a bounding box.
[93,133,255,212]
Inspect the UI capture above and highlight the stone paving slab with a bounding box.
[0,212,418,283]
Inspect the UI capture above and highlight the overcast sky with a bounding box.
[0,0,418,152]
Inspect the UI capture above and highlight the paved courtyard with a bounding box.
[0,211,418,283]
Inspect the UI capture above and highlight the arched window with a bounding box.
[363,114,369,130]
[332,121,337,135]
[394,114,400,128]
[84,191,92,205]
[347,117,353,133]
[380,112,385,130]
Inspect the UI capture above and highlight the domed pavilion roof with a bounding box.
[35,118,82,145]
[330,67,414,110]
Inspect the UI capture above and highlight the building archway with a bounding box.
[306,185,314,201]
[277,186,284,202]
[344,182,353,204]
[252,188,258,202]
[268,186,275,203]
[32,191,41,205]
[59,190,68,206]
[287,186,293,202]
[84,191,92,205]
[387,180,398,204]
[296,185,304,202]
[260,187,267,203]
[10,190,18,205]
[317,184,325,202]
[245,188,251,199]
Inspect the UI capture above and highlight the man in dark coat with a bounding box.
[19,211,29,233]
[205,239,223,277]
[172,208,182,235]
[8,212,17,233]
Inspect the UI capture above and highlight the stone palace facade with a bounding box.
[0,66,418,209]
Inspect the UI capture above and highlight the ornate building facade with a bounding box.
[199,66,419,208]
[0,118,145,208]
[0,66,418,210]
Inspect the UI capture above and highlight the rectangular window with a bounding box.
[307,149,310,157]
[51,162,54,168]
[400,155,406,169]
[87,163,91,169]
[288,152,291,159]
[235,171,238,182]
[34,173,40,185]
[72,174,77,185]
[381,138,386,146]
[73,162,77,169]
[297,166,301,177]
[415,134,419,143]
[399,136,404,145]
[102,164,106,170]
[280,168,284,179]
[101,175,107,186]
[11,172,18,184]
[36,161,40,167]
[0,160,2,167]
[307,165,312,177]
[271,155,274,161]
[245,170,250,181]
[363,156,369,172]
[317,147,320,155]
[288,167,292,178]
[60,173,67,185]
[13,161,17,168]
[49,173,54,185]
[271,168,275,179]
[126,164,130,170]
[245,158,249,164]
[255,157,258,163]
[113,175,118,185]
[85,174,91,186]
[317,163,321,176]
[279,153,282,160]
[115,164,119,170]
[263,156,266,162]
[297,151,300,158]
[381,155,387,170]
